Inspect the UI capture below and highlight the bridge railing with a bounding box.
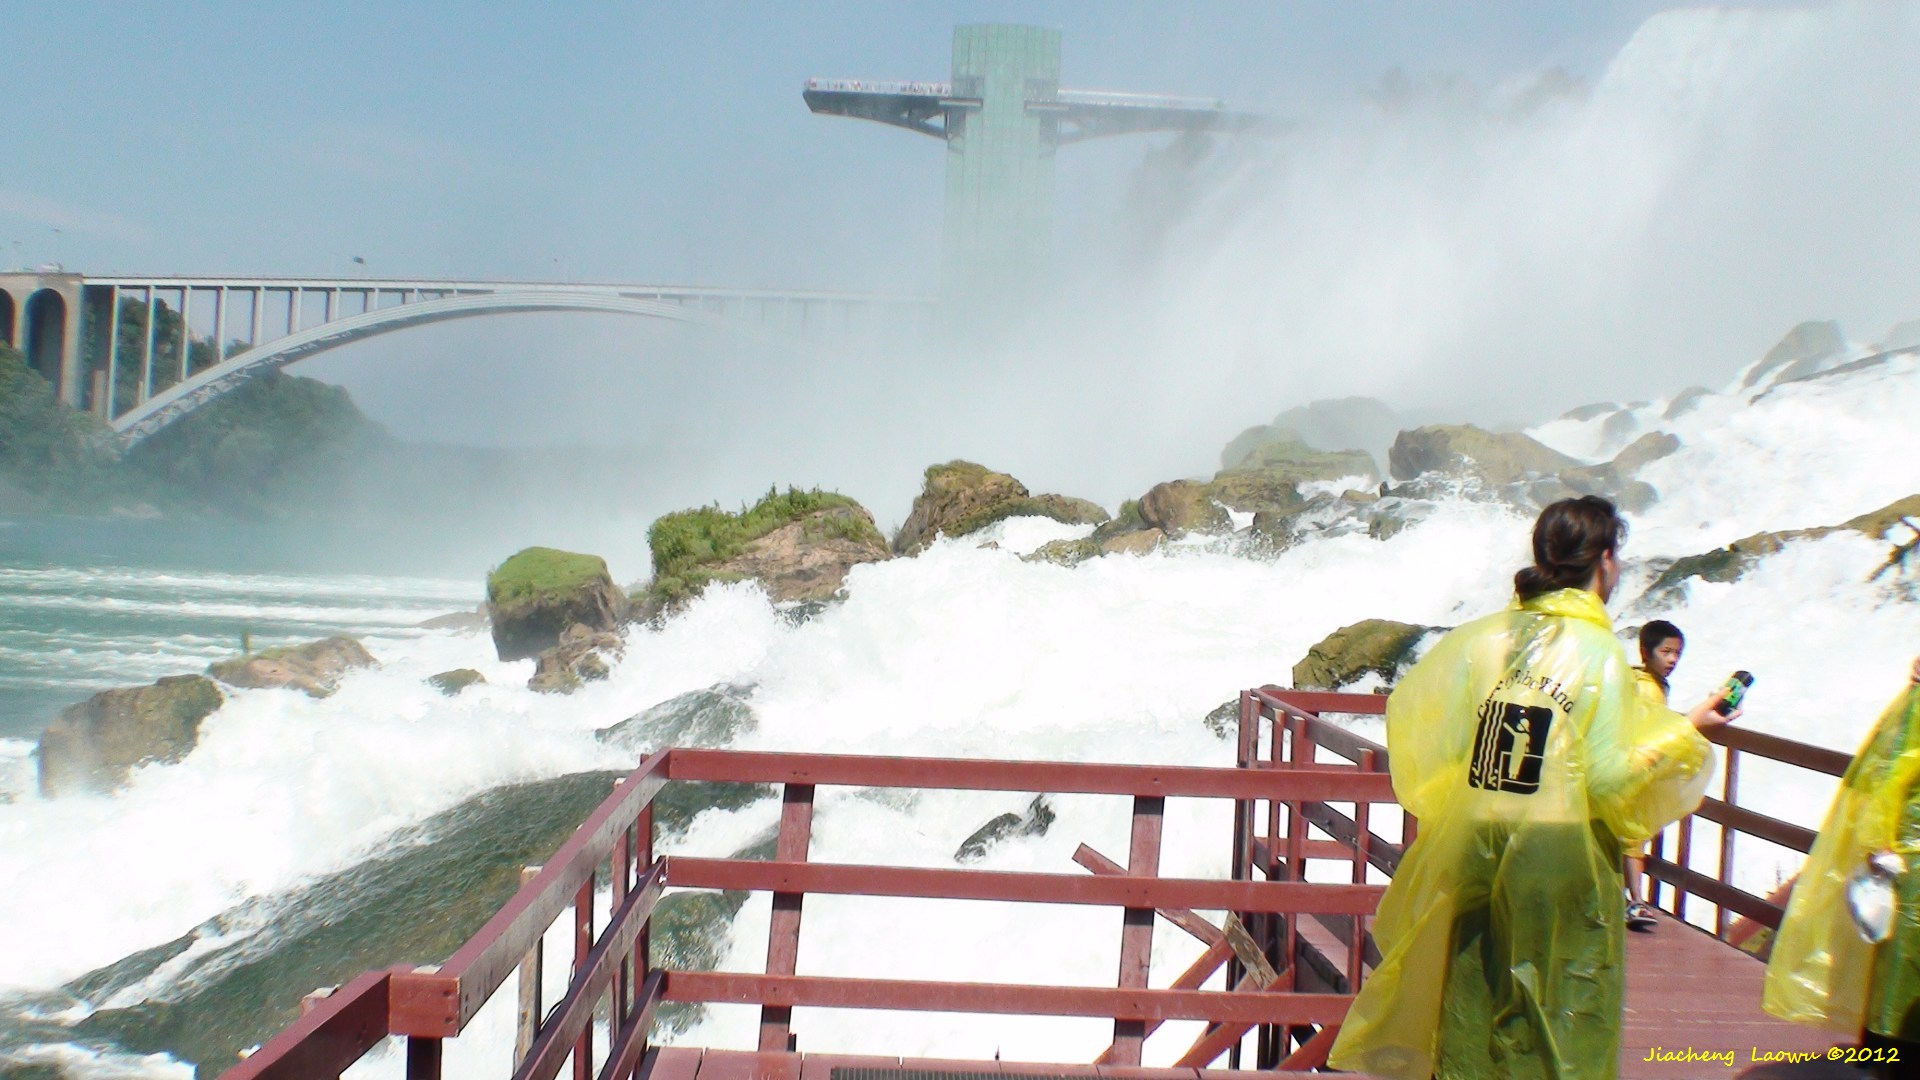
[222,742,1396,1079]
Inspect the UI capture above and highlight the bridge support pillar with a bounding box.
[0,272,87,407]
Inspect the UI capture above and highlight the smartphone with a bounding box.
[1716,671,1754,716]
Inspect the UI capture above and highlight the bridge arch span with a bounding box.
[110,290,735,445]
[24,289,67,386]
[0,288,14,349]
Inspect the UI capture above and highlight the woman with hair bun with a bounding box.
[1329,496,1738,1080]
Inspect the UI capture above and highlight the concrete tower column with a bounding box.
[943,25,1061,310]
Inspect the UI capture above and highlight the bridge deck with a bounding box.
[1622,913,1845,1078]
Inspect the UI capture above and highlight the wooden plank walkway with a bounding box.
[1622,913,1851,1079]
[637,1048,1339,1080]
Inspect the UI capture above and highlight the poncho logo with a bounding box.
[1468,698,1554,794]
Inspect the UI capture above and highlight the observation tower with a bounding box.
[804,25,1262,310]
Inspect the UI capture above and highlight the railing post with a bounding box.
[612,827,631,1027]
[758,782,816,1052]
[1350,748,1376,991]
[1108,793,1166,1066]
[573,878,594,1080]
[514,865,544,1066]
[1715,748,1742,938]
[405,1036,442,1080]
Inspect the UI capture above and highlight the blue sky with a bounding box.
[7,2,1695,289]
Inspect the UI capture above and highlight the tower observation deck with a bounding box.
[805,24,1263,311]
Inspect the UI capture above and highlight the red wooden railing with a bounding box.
[1647,725,1852,947]
[222,715,1398,1079]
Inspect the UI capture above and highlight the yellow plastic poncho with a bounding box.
[1764,685,1920,1036]
[1327,588,1715,1080]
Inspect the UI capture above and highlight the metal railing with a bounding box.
[223,741,1397,1078]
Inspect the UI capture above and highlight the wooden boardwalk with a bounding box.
[633,913,1852,1080]
[1622,913,1849,1079]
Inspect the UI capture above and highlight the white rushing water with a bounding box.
[3,338,1917,1074]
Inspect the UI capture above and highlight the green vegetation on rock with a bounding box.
[486,547,628,661]
[644,487,879,609]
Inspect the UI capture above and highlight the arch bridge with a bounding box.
[0,272,932,445]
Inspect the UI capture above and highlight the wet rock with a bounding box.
[427,668,485,696]
[1388,424,1581,487]
[1742,320,1846,390]
[1560,401,1621,422]
[1664,387,1712,420]
[1643,494,1920,602]
[37,675,225,796]
[1100,527,1165,556]
[487,547,629,662]
[1203,699,1241,740]
[527,623,623,695]
[1612,431,1681,474]
[597,682,758,754]
[207,636,376,698]
[893,461,1108,555]
[955,795,1056,863]
[1292,619,1441,691]
[1023,537,1103,567]
[1139,480,1231,537]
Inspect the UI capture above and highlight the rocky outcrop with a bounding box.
[528,624,624,694]
[427,669,485,696]
[1388,425,1580,487]
[207,636,377,698]
[893,461,1108,555]
[954,795,1056,862]
[487,547,629,662]
[704,506,891,602]
[37,675,225,796]
[641,488,892,616]
[1139,480,1230,536]
[1644,494,1920,601]
[1292,619,1440,691]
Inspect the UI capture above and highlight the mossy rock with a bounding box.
[894,461,1107,554]
[427,669,485,696]
[37,675,225,796]
[487,547,628,661]
[642,487,886,613]
[1292,619,1438,691]
[1204,469,1306,517]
